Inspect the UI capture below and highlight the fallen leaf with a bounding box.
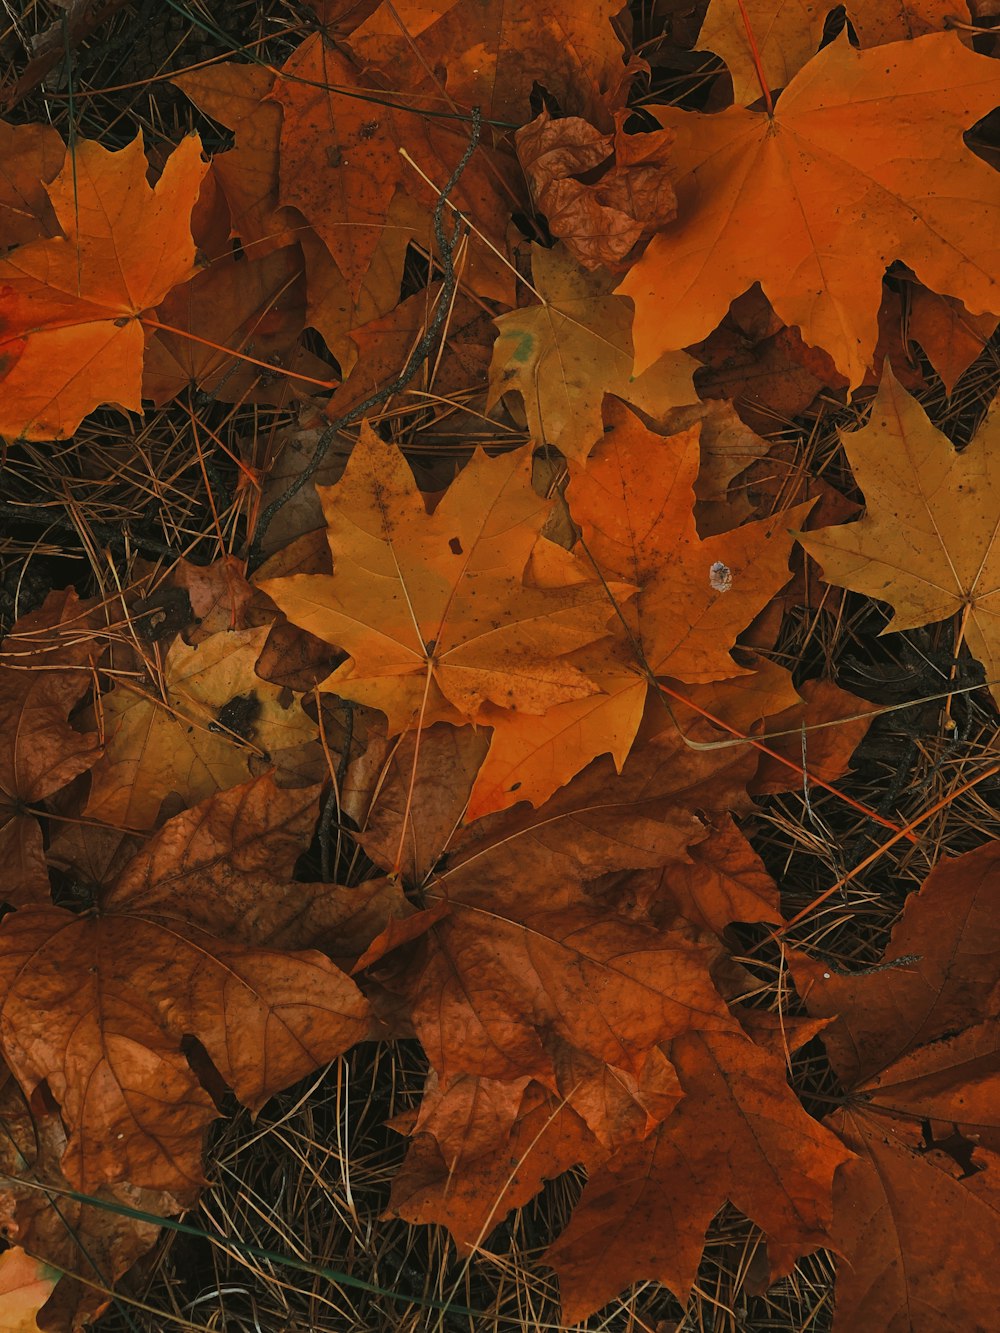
[566,398,810,681]
[621,34,1000,387]
[827,1124,1000,1333]
[0,778,371,1193]
[259,429,628,732]
[0,1246,59,1333]
[271,37,515,298]
[141,243,327,407]
[0,591,101,906]
[789,839,1000,1329]
[516,109,676,270]
[0,121,64,248]
[84,626,316,829]
[698,0,969,105]
[489,243,698,463]
[0,1069,177,1331]
[0,133,208,438]
[546,1031,852,1319]
[797,364,1000,709]
[347,0,631,124]
[172,64,299,257]
[362,710,757,1084]
[906,283,999,393]
[390,1083,596,1247]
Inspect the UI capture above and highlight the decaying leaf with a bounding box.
[84,626,316,828]
[547,1031,852,1319]
[0,778,370,1193]
[790,839,1000,1329]
[516,109,677,270]
[0,592,101,906]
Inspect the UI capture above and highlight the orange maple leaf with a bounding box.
[621,34,1000,387]
[0,133,208,439]
[259,428,629,732]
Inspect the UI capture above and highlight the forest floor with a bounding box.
[2,2,1000,1332]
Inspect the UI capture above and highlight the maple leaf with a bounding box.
[0,1069,176,1331]
[698,0,969,105]
[347,0,631,125]
[797,365,1000,708]
[171,65,299,258]
[595,814,784,938]
[84,625,316,829]
[270,37,516,299]
[0,591,101,906]
[906,283,999,393]
[516,110,677,270]
[463,402,809,818]
[0,1246,59,1333]
[489,243,698,464]
[0,133,208,439]
[568,398,811,683]
[546,1031,853,1320]
[142,243,330,408]
[390,1082,597,1246]
[620,33,1000,387]
[0,120,63,249]
[356,709,758,1088]
[259,428,627,733]
[0,778,371,1193]
[789,839,1000,1329]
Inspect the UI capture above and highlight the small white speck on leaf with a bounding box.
[709,561,733,593]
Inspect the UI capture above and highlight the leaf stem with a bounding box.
[735,0,774,114]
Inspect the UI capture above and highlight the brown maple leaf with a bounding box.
[0,1067,178,1330]
[0,133,208,439]
[546,1031,852,1319]
[0,591,101,906]
[84,625,317,829]
[516,109,677,270]
[0,120,64,249]
[346,0,632,125]
[0,777,371,1193]
[790,838,1000,1330]
[356,709,758,1089]
[270,37,516,299]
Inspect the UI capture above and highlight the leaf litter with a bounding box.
[0,2,1000,1330]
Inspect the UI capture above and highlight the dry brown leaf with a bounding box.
[0,778,370,1193]
[0,592,101,906]
[84,626,316,829]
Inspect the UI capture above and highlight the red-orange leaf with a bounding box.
[0,134,208,438]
